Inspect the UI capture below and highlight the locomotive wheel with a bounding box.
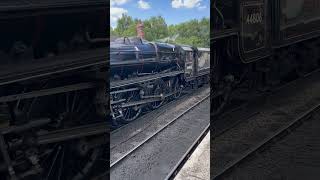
[211,51,232,117]
[110,88,125,124]
[121,90,142,123]
[3,87,106,180]
[173,79,182,99]
[211,85,231,117]
[34,139,105,180]
[150,80,166,109]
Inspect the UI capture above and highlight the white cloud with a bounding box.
[172,0,202,9]
[110,0,130,6]
[110,7,128,27]
[172,0,183,8]
[138,0,151,9]
[197,5,206,10]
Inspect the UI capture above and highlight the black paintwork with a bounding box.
[0,1,108,179]
[213,0,320,62]
[110,37,183,79]
[0,0,107,84]
[110,37,210,82]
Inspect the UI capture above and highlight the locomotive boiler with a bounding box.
[110,37,183,80]
[212,0,320,116]
[0,1,108,179]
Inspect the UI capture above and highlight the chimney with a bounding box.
[136,21,145,39]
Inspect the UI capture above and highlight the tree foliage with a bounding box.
[168,18,210,47]
[144,16,168,41]
[111,14,209,47]
[112,14,137,37]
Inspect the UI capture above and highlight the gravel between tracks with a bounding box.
[111,86,209,162]
[220,110,320,180]
[111,98,210,180]
[212,71,320,179]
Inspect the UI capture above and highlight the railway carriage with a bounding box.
[212,0,320,116]
[0,1,108,179]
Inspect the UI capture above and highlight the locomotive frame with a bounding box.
[0,1,108,179]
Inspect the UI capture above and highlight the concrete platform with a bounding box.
[174,131,210,180]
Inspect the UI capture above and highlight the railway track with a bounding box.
[221,107,320,179]
[110,88,209,179]
[165,123,210,180]
[111,94,209,168]
[110,85,209,147]
[212,68,320,138]
[110,84,198,132]
[212,70,320,179]
[214,103,320,179]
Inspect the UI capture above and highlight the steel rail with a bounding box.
[213,68,320,139]
[110,94,210,168]
[210,68,320,179]
[110,88,191,145]
[110,85,208,134]
[164,123,210,180]
[212,102,320,179]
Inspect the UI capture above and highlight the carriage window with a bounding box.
[198,51,210,68]
[198,52,209,62]
[186,52,193,62]
[281,0,320,25]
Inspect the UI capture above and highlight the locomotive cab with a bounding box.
[196,48,210,77]
[179,46,210,85]
[180,45,196,81]
[238,0,320,62]
[238,0,270,62]
[213,0,270,63]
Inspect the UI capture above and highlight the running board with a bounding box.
[111,71,184,89]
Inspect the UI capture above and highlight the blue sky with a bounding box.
[110,0,210,28]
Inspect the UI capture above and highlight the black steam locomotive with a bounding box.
[0,1,108,179]
[110,37,210,124]
[212,0,320,115]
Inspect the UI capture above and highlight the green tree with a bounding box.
[111,14,210,47]
[144,16,168,41]
[114,14,136,37]
[110,27,117,36]
[169,18,210,47]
